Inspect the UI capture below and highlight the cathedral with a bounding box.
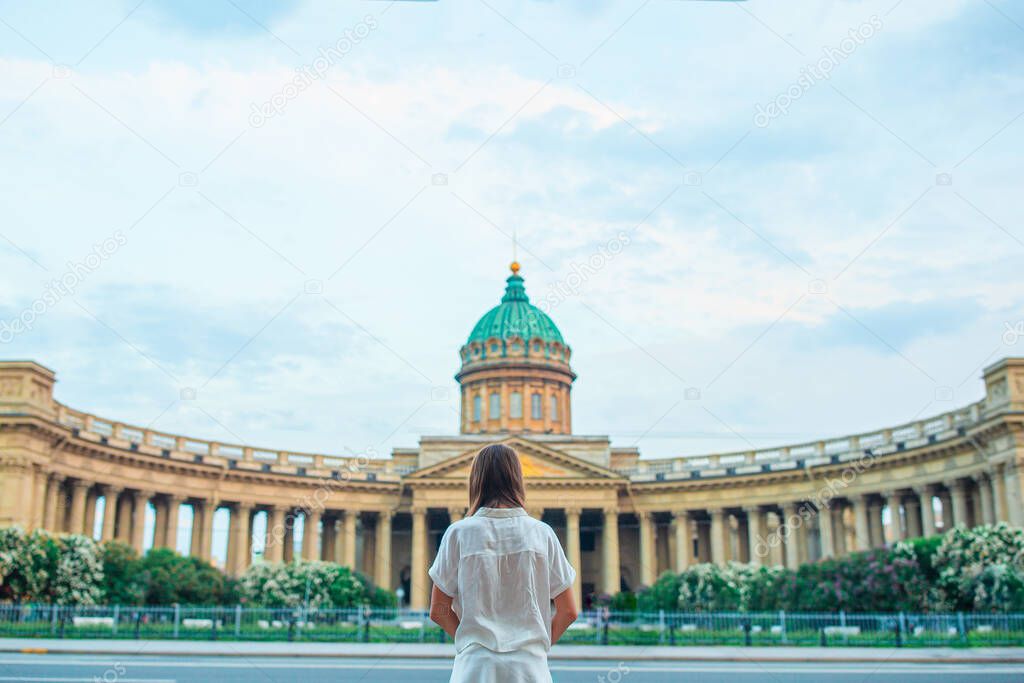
[1,263,1022,609]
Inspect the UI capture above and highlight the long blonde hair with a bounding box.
[468,443,527,515]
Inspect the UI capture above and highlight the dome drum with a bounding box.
[457,264,575,436]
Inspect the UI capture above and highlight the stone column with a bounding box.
[374,510,392,589]
[31,469,48,530]
[43,474,64,531]
[947,479,970,528]
[101,486,122,542]
[164,496,183,551]
[1006,462,1024,528]
[601,507,620,595]
[342,511,358,568]
[976,474,995,525]
[228,503,253,576]
[914,486,936,536]
[817,506,835,558]
[84,490,98,538]
[673,510,692,571]
[152,499,168,549]
[190,502,203,556]
[885,491,904,543]
[199,499,217,562]
[283,512,295,562]
[68,480,90,535]
[638,510,655,586]
[302,510,322,561]
[131,491,152,554]
[565,507,582,606]
[782,503,800,568]
[868,499,884,547]
[265,506,285,563]
[852,495,871,551]
[411,506,429,609]
[904,497,922,538]
[745,507,765,565]
[992,464,1008,522]
[321,515,336,561]
[709,508,728,565]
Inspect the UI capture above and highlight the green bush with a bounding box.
[141,548,237,606]
[99,542,144,606]
[637,572,679,612]
[611,590,637,612]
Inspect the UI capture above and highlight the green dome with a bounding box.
[467,269,565,346]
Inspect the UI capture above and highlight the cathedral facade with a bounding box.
[1,264,1023,609]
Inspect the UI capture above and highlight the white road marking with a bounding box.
[0,678,175,682]
[0,658,1021,675]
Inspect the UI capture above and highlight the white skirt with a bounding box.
[450,642,552,683]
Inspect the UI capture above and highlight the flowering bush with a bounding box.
[932,523,1024,611]
[0,527,103,605]
[239,560,365,608]
[52,534,103,605]
[678,562,743,611]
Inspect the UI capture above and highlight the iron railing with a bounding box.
[0,605,1022,647]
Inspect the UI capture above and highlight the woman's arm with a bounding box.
[429,585,460,638]
[550,587,579,645]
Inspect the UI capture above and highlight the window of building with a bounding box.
[473,395,482,422]
[531,393,542,419]
[550,394,559,421]
[489,392,500,419]
[509,391,522,418]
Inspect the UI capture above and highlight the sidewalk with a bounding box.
[2,639,1024,663]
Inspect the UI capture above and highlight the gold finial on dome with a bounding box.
[510,261,520,274]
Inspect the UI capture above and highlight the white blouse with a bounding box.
[428,506,576,654]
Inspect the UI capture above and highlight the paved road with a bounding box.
[0,654,1022,682]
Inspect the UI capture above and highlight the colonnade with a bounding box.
[39,474,397,585]
[30,459,1024,611]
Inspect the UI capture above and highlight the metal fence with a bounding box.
[0,605,1022,647]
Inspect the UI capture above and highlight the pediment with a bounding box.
[405,437,623,481]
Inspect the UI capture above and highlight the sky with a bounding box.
[2,0,1023,476]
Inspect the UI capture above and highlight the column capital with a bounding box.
[103,483,124,494]
[49,472,66,484]
[912,483,934,496]
[564,506,582,517]
[971,471,991,484]
[944,478,966,491]
[71,479,92,490]
[903,497,920,509]
[446,506,464,518]
[602,505,619,517]
[134,489,155,501]
[164,493,185,504]
[379,508,395,519]
[672,509,690,520]
[234,500,255,513]
[410,505,428,516]
[636,509,653,521]
[742,505,761,514]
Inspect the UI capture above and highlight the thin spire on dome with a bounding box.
[510,228,520,275]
